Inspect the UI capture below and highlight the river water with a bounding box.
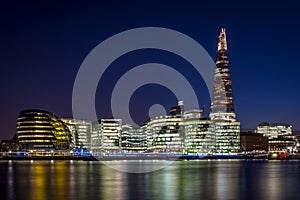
[1,160,300,200]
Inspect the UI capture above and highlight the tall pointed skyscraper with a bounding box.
[210,28,236,122]
[210,28,240,153]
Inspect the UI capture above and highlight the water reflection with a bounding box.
[31,161,46,200]
[7,161,14,200]
[1,160,300,200]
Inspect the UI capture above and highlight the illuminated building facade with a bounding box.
[101,119,122,154]
[61,118,92,149]
[269,136,296,151]
[121,124,147,153]
[209,28,240,153]
[146,111,183,154]
[17,109,71,150]
[183,110,215,154]
[255,122,292,139]
[214,121,240,153]
[91,121,102,153]
[209,28,236,122]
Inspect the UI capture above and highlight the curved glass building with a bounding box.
[147,115,183,154]
[17,109,71,150]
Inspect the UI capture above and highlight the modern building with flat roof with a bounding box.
[61,118,92,150]
[240,132,268,152]
[100,119,122,154]
[255,122,292,139]
[147,115,183,154]
[183,112,214,154]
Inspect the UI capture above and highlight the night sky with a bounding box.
[1,1,300,139]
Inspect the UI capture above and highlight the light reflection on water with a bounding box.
[1,160,300,200]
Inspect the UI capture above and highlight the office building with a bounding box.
[61,118,92,149]
[209,28,236,122]
[146,114,183,154]
[100,119,122,154]
[183,109,215,154]
[240,132,269,152]
[90,121,102,153]
[269,136,296,152]
[255,122,292,139]
[209,28,240,153]
[121,124,147,153]
[17,109,71,150]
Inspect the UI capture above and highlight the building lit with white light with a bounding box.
[90,121,102,153]
[146,115,183,154]
[121,124,147,153]
[183,110,215,154]
[255,122,292,139]
[61,118,92,150]
[213,121,240,153]
[100,119,122,154]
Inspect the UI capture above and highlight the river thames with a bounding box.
[1,160,300,200]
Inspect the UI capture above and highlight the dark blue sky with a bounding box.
[1,1,300,139]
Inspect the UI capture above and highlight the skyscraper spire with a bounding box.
[210,28,236,122]
[217,28,227,51]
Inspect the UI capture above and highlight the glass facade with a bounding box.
[146,115,183,154]
[209,28,236,122]
[255,122,292,139]
[91,121,102,153]
[214,122,240,153]
[183,110,215,154]
[61,118,92,149]
[121,124,147,153]
[209,28,240,153]
[100,119,122,154]
[17,109,71,150]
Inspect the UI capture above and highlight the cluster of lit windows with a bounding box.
[17,130,53,133]
[17,125,53,129]
[255,123,292,139]
[61,118,91,149]
[18,135,54,138]
[184,118,215,154]
[146,115,183,153]
[17,110,71,150]
[210,30,235,122]
[214,122,240,153]
[22,140,53,143]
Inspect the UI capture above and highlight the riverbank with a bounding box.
[1,154,299,161]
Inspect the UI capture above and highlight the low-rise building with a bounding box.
[269,136,296,152]
[255,122,292,139]
[240,132,268,152]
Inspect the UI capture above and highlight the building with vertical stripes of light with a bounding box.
[61,118,92,150]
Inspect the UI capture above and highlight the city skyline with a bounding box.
[1,1,300,139]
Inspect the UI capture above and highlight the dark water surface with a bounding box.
[1,160,300,200]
